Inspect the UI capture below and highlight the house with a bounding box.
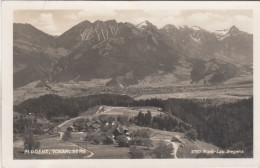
[113,125,129,137]
[158,108,163,112]
[171,135,183,143]
[84,120,102,132]
[67,125,77,132]
[91,122,101,132]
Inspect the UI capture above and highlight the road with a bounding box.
[165,140,179,159]
[57,116,81,128]
[96,106,116,115]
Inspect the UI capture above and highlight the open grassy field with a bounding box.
[95,106,164,117]
[14,134,91,159]
[14,117,220,159]
[134,83,252,101]
[129,125,219,158]
[57,106,164,132]
[14,70,253,105]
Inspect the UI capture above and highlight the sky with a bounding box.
[14,9,252,36]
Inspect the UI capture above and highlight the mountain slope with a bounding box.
[13,21,253,88]
[160,24,252,84]
[13,23,68,88]
[51,20,181,86]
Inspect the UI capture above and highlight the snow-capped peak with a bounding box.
[137,21,151,29]
[191,26,201,31]
[214,29,230,40]
[215,29,229,36]
[178,25,202,31]
[214,26,243,40]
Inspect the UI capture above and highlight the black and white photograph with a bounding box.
[2,1,260,167]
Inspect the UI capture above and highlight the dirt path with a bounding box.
[57,116,81,128]
[152,138,179,159]
[165,140,179,159]
[58,132,64,140]
[58,106,115,130]
[55,106,118,158]
[96,106,116,115]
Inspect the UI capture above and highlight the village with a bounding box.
[13,105,220,159]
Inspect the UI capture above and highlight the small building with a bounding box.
[158,108,163,112]
[113,125,129,137]
[67,125,77,132]
[171,135,183,143]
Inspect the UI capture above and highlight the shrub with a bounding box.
[144,139,153,149]
[185,129,198,142]
[92,134,103,144]
[130,147,145,159]
[62,131,72,141]
[116,135,129,147]
[131,129,151,139]
[152,140,173,158]
[24,134,40,150]
[103,136,114,145]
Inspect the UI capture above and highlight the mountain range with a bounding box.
[13,20,253,88]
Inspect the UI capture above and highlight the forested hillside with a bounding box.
[14,94,133,119]
[14,94,253,157]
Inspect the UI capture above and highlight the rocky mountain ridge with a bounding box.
[13,20,253,88]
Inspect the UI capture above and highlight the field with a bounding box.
[13,73,251,159]
[95,106,164,117]
[129,125,219,158]
[14,134,92,159]
[13,71,253,105]
[57,106,164,132]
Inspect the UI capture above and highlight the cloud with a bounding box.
[204,19,233,31]
[234,15,251,23]
[39,13,55,25]
[28,13,57,33]
[234,15,252,33]
[187,13,210,21]
[18,10,252,35]
[187,12,224,23]
[45,24,57,32]
[64,9,116,21]
[65,13,79,20]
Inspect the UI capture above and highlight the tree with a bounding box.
[116,135,129,147]
[137,111,145,126]
[103,136,114,145]
[185,129,198,142]
[117,115,129,125]
[130,147,145,159]
[24,134,40,150]
[144,110,152,126]
[152,140,173,158]
[62,131,72,141]
[144,139,153,149]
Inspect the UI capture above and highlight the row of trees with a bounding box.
[165,97,253,157]
[14,94,133,119]
[14,115,45,135]
[133,111,191,133]
[132,97,253,157]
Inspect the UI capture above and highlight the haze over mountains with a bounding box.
[13,20,253,88]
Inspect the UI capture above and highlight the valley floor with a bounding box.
[13,79,252,105]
